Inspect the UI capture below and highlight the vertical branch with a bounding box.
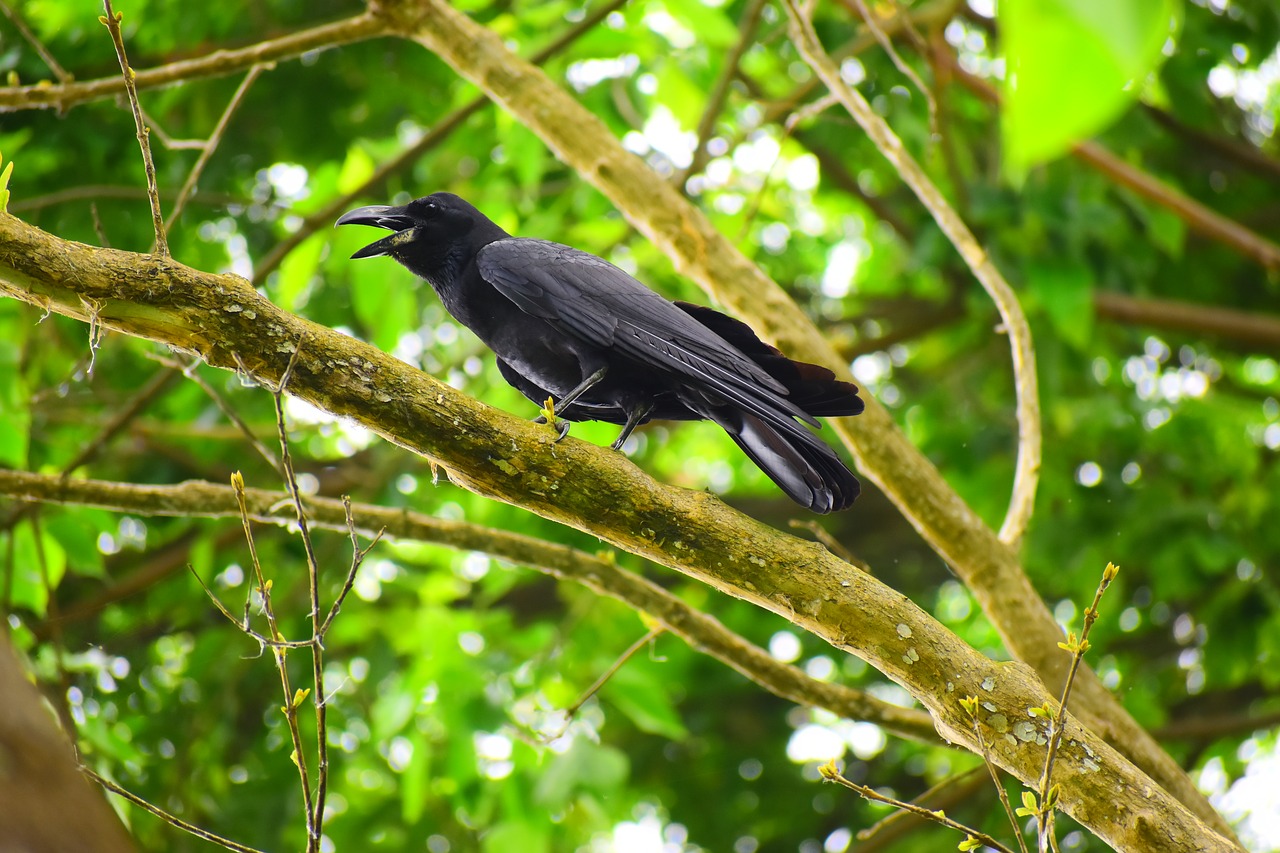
[99,1,168,257]
[781,0,1041,547]
[1032,563,1119,851]
[271,357,328,851]
[229,471,316,848]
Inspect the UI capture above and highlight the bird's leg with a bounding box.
[555,366,608,409]
[610,401,654,450]
[534,366,608,442]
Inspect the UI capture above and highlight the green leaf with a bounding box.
[6,520,65,617]
[1001,0,1178,174]
[273,232,325,312]
[349,263,419,351]
[601,664,688,740]
[0,150,13,212]
[1028,261,1094,349]
[482,821,549,853]
[337,145,376,194]
[534,739,629,809]
[0,338,29,467]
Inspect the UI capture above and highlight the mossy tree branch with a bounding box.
[0,212,1237,851]
[376,0,1229,835]
[0,468,940,746]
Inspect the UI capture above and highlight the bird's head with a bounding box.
[335,192,493,261]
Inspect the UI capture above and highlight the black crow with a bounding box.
[337,192,863,512]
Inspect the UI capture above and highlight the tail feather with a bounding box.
[708,408,860,513]
[675,301,863,419]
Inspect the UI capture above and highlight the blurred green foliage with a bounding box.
[1,0,1279,850]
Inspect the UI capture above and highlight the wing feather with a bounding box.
[478,239,818,427]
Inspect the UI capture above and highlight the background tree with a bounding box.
[1,0,1278,851]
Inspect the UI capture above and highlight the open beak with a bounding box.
[335,205,418,259]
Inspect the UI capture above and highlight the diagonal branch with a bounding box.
[373,0,1233,836]
[0,468,940,745]
[0,211,1238,851]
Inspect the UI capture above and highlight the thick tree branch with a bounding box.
[370,0,1232,835]
[0,634,135,852]
[0,469,940,745]
[0,12,390,113]
[0,213,1238,851]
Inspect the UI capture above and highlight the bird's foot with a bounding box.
[534,398,571,442]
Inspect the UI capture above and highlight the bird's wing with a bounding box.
[478,239,817,425]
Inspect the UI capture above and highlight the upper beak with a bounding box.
[335,204,417,259]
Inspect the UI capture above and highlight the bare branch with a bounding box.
[820,761,1019,853]
[674,0,768,190]
[1094,291,1280,351]
[0,12,388,113]
[100,1,167,257]
[840,0,937,133]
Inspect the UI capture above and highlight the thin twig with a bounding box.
[145,352,283,477]
[99,1,168,257]
[89,202,110,246]
[854,767,989,851]
[230,470,316,845]
[1,11,388,113]
[539,626,664,742]
[1034,563,1118,852]
[963,697,1030,853]
[788,519,868,571]
[271,345,326,851]
[318,496,382,636]
[0,0,72,82]
[842,0,937,133]
[820,761,1018,853]
[140,107,208,150]
[84,767,268,853]
[782,0,1041,547]
[166,66,263,231]
[187,562,313,650]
